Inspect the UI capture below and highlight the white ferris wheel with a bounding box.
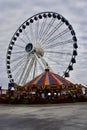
[6,12,78,86]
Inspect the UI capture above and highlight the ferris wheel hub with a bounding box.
[25,43,33,52]
[25,43,44,58]
[34,47,44,58]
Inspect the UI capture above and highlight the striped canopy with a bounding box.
[25,69,72,87]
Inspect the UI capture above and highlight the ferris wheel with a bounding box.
[6,12,78,86]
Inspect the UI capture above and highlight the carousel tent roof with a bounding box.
[24,69,72,87]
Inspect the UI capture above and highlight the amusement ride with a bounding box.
[6,12,78,87]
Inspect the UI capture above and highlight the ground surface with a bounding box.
[0,103,87,130]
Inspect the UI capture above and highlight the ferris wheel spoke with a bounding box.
[39,18,47,41]
[24,29,31,43]
[45,50,72,56]
[29,23,34,42]
[14,44,25,49]
[14,71,21,84]
[35,19,39,47]
[12,50,26,54]
[46,28,69,44]
[11,54,32,83]
[11,54,27,63]
[11,58,26,72]
[39,18,55,44]
[11,57,27,79]
[18,36,28,45]
[41,21,63,46]
[45,39,73,49]
[12,59,25,81]
[13,63,25,81]
[46,56,66,68]
[42,27,69,48]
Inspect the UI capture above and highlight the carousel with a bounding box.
[13,67,82,104]
[18,66,71,93]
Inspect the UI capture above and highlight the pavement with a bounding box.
[0,103,87,130]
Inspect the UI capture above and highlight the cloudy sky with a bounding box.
[0,0,87,88]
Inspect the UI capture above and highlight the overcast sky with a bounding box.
[0,0,87,88]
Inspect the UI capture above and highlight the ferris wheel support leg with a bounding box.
[33,59,37,79]
[21,57,35,85]
[17,58,29,85]
[34,53,45,70]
